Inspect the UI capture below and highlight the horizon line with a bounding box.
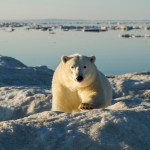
[1,18,150,21]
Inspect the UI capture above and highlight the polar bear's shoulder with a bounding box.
[68,53,82,58]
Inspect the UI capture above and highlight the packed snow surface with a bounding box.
[0,55,149,150]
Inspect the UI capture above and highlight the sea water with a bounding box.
[0,27,149,75]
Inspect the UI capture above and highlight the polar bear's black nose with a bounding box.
[76,76,83,82]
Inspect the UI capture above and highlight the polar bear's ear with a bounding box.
[61,56,70,64]
[90,56,96,63]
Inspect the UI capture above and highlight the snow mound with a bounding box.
[0,86,52,121]
[0,56,53,86]
[0,109,150,150]
[108,72,150,99]
[0,55,27,68]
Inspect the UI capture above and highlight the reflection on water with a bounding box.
[0,28,150,75]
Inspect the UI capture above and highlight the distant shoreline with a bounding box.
[1,18,150,23]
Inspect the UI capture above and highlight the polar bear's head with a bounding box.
[61,54,97,88]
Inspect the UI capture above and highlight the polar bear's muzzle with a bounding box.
[76,75,83,82]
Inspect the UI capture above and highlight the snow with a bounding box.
[0,56,27,68]
[0,55,150,150]
[0,55,54,87]
[0,86,52,121]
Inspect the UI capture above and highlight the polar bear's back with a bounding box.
[98,71,112,106]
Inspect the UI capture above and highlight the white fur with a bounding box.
[52,54,112,113]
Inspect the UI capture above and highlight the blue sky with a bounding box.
[0,0,150,20]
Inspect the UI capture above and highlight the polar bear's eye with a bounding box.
[84,66,87,69]
[71,66,74,69]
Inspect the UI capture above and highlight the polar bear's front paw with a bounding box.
[79,103,93,111]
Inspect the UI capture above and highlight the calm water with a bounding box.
[0,28,150,75]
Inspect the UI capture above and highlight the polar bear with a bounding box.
[52,54,112,113]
